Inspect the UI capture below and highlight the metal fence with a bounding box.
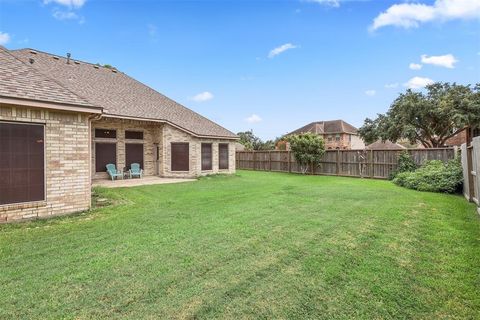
[236,148,455,180]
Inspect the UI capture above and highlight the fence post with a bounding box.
[369,149,374,178]
[288,151,291,173]
[336,150,340,175]
[269,151,272,171]
[253,151,256,171]
[467,146,474,202]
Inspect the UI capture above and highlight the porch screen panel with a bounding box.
[125,143,144,169]
[0,122,45,205]
[171,143,189,171]
[201,143,212,170]
[219,143,229,169]
[95,143,116,172]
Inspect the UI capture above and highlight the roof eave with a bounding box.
[102,114,238,140]
[0,96,102,114]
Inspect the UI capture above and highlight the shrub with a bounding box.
[287,133,325,174]
[393,157,463,193]
[389,151,417,180]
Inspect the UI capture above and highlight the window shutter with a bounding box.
[201,143,212,170]
[219,143,229,169]
[171,143,189,171]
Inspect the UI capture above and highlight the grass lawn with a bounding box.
[1,170,479,319]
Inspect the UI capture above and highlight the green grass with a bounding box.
[1,170,479,319]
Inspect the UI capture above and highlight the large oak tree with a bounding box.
[358,83,480,148]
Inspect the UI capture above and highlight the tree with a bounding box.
[287,133,325,174]
[237,130,261,150]
[236,130,277,150]
[358,82,480,148]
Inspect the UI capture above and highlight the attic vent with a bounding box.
[74,61,80,65]
[29,50,37,54]
[93,65,99,69]
[52,56,59,60]
[112,69,117,73]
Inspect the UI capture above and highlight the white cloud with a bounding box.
[365,90,376,96]
[385,83,399,89]
[245,114,262,123]
[44,0,86,8]
[305,0,340,7]
[421,54,458,68]
[52,9,85,23]
[53,9,78,20]
[404,76,434,89]
[268,43,298,58]
[409,63,422,70]
[371,0,480,30]
[191,91,214,102]
[0,32,10,45]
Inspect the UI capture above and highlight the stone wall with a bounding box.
[0,104,91,222]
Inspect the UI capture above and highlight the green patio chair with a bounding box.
[129,163,143,179]
[106,163,123,181]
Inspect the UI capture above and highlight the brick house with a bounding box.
[0,47,237,222]
[287,120,365,149]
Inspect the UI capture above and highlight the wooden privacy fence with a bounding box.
[236,148,455,179]
[461,137,479,213]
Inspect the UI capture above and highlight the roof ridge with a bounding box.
[11,48,116,70]
[1,47,95,107]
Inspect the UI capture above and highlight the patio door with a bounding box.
[125,143,144,170]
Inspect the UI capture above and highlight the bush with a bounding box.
[287,133,325,174]
[389,151,417,180]
[393,157,463,193]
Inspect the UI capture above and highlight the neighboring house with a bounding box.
[366,140,406,150]
[0,46,237,222]
[287,119,365,149]
[445,129,467,147]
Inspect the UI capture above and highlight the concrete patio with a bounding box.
[92,176,197,188]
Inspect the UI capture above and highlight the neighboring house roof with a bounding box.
[288,119,358,136]
[366,140,406,150]
[0,46,96,110]
[10,48,237,139]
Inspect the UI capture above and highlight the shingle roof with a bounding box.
[0,46,94,108]
[288,120,358,136]
[10,48,237,139]
[366,140,406,150]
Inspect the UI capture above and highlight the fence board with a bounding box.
[236,148,455,180]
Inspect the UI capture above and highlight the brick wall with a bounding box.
[91,119,236,179]
[0,104,91,222]
[91,117,160,179]
[162,124,236,178]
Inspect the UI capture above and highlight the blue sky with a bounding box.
[0,0,479,139]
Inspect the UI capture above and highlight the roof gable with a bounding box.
[288,119,358,136]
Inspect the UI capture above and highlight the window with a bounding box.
[0,122,45,205]
[335,134,340,141]
[219,143,229,170]
[171,143,189,171]
[125,130,143,140]
[327,135,333,142]
[201,143,212,170]
[125,143,144,169]
[95,128,116,139]
[95,143,116,172]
